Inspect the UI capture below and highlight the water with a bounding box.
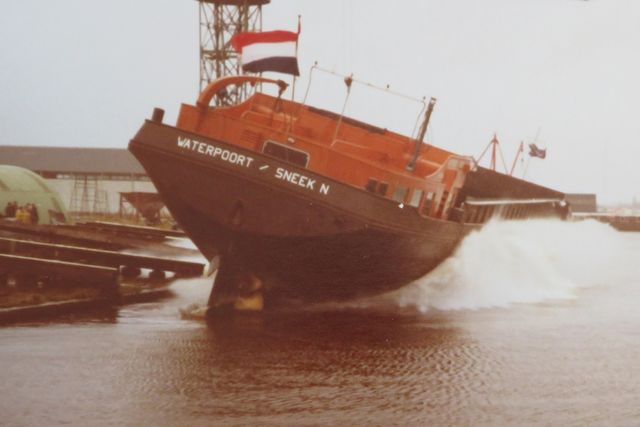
[2,219,640,426]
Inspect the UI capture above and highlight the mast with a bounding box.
[406,97,436,172]
[509,141,524,176]
[476,133,509,173]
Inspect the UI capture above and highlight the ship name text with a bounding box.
[176,136,330,195]
[275,167,330,195]
[177,136,254,168]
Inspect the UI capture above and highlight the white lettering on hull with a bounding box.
[176,136,330,196]
[275,167,330,195]
[177,136,254,168]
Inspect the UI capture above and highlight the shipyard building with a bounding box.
[0,146,156,217]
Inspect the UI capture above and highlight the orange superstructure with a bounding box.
[177,76,473,220]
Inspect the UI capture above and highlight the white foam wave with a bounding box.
[392,219,626,312]
[179,302,209,320]
[173,275,215,321]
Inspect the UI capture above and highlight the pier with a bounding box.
[0,253,119,292]
[0,219,204,323]
[0,237,203,277]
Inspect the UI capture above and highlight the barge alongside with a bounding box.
[129,74,565,309]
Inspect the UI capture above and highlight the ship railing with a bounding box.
[300,62,430,148]
[461,197,569,223]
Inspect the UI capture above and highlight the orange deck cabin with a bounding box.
[176,76,473,219]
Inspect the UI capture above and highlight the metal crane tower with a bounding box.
[198,0,270,103]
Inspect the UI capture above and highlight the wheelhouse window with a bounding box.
[419,192,435,216]
[378,182,389,196]
[366,178,378,193]
[262,140,310,168]
[409,189,423,208]
[365,179,389,196]
[392,185,408,203]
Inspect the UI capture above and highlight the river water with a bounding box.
[2,219,640,426]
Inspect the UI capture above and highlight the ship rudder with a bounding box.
[207,253,264,312]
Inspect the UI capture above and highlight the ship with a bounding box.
[129,74,567,310]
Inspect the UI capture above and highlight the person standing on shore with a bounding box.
[4,201,17,218]
[29,203,39,224]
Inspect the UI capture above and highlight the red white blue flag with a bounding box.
[230,28,300,76]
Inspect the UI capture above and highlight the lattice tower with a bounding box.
[198,0,270,105]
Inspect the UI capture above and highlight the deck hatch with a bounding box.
[263,140,309,168]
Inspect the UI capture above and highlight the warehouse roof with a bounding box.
[0,146,146,175]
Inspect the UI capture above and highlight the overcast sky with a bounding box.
[2,0,639,204]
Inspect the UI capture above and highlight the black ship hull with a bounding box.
[129,121,476,306]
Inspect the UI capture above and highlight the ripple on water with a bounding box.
[3,229,640,425]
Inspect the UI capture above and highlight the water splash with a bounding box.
[392,219,625,312]
[178,302,209,320]
[170,274,212,320]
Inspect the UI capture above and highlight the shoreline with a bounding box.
[0,284,175,324]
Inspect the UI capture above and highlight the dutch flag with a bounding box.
[230,27,300,76]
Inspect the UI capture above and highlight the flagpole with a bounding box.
[291,15,301,104]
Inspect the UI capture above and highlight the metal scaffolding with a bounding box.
[69,174,109,217]
[198,0,270,104]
